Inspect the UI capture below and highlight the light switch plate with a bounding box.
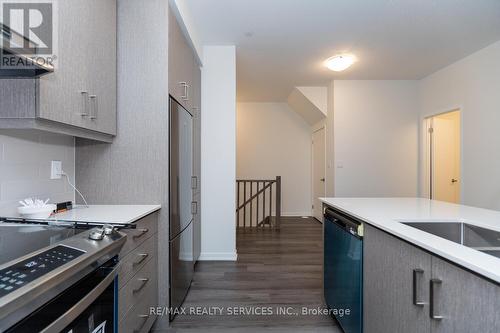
[50,161,62,179]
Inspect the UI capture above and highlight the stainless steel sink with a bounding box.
[401,222,500,259]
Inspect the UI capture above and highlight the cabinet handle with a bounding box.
[89,95,97,120]
[132,277,150,293]
[180,81,189,101]
[80,91,89,117]
[134,314,149,332]
[430,278,444,320]
[133,253,149,266]
[412,269,425,306]
[94,96,98,120]
[132,228,149,239]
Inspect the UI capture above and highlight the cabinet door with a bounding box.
[193,191,201,263]
[86,0,117,135]
[192,66,201,196]
[364,225,431,333]
[38,0,91,127]
[192,107,201,195]
[430,257,500,333]
[168,8,194,110]
[38,0,116,135]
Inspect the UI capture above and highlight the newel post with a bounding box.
[275,176,281,230]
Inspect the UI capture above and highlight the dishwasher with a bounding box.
[324,207,363,333]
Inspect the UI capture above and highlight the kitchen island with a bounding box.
[320,197,500,333]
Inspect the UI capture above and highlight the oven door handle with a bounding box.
[40,265,119,333]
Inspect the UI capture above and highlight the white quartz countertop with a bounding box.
[1,205,161,225]
[320,197,500,283]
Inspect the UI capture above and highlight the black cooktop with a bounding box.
[0,223,84,267]
[0,222,88,298]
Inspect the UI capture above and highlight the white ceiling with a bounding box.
[185,0,500,102]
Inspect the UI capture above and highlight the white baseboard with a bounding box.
[198,251,238,261]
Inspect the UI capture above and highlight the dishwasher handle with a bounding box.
[325,208,363,237]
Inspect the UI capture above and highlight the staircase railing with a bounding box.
[236,176,281,230]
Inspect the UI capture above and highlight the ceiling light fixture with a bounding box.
[325,54,356,72]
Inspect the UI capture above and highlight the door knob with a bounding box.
[451,179,458,183]
[320,178,325,182]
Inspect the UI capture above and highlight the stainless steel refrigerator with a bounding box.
[169,97,194,321]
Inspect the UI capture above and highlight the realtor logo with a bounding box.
[2,1,52,54]
[0,0,57,70]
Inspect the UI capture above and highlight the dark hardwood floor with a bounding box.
[162,217,341,332]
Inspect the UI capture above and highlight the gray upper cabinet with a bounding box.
[430,257,500,333]
[82,0,117,135]
[168,9,195,111]
[0,0,116,142]
[38,0,90,128]
[364,224,431,333]
[364,224,500,333]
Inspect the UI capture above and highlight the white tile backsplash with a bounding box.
[0,130,75,215]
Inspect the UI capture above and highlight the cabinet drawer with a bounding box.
[120,213,158,256]
[118,279,158,333]
[118,234,157,289]
[118,256,157,320]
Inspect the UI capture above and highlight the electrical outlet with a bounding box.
[50,161,62,179]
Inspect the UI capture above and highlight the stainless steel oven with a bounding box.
[6,257,118,333]
[0,222,126,332]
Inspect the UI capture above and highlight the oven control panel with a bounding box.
[0,245,85,298]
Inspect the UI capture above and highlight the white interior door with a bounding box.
[432,111,460,203]
[312,128,326,221]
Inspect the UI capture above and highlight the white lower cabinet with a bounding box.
[364,224,500,333]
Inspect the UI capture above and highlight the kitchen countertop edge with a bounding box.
[320,197,500,284]
[1,205,161,225]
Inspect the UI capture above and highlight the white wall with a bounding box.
[287,88,326,125]
[296,86,328,115]
[237,102,312,216]
[324,80,335,197]
[168,0,203,64]
[333,80,419,197]
[200,45,237,261]
[419,40,500,210]
[0,131,75,215]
